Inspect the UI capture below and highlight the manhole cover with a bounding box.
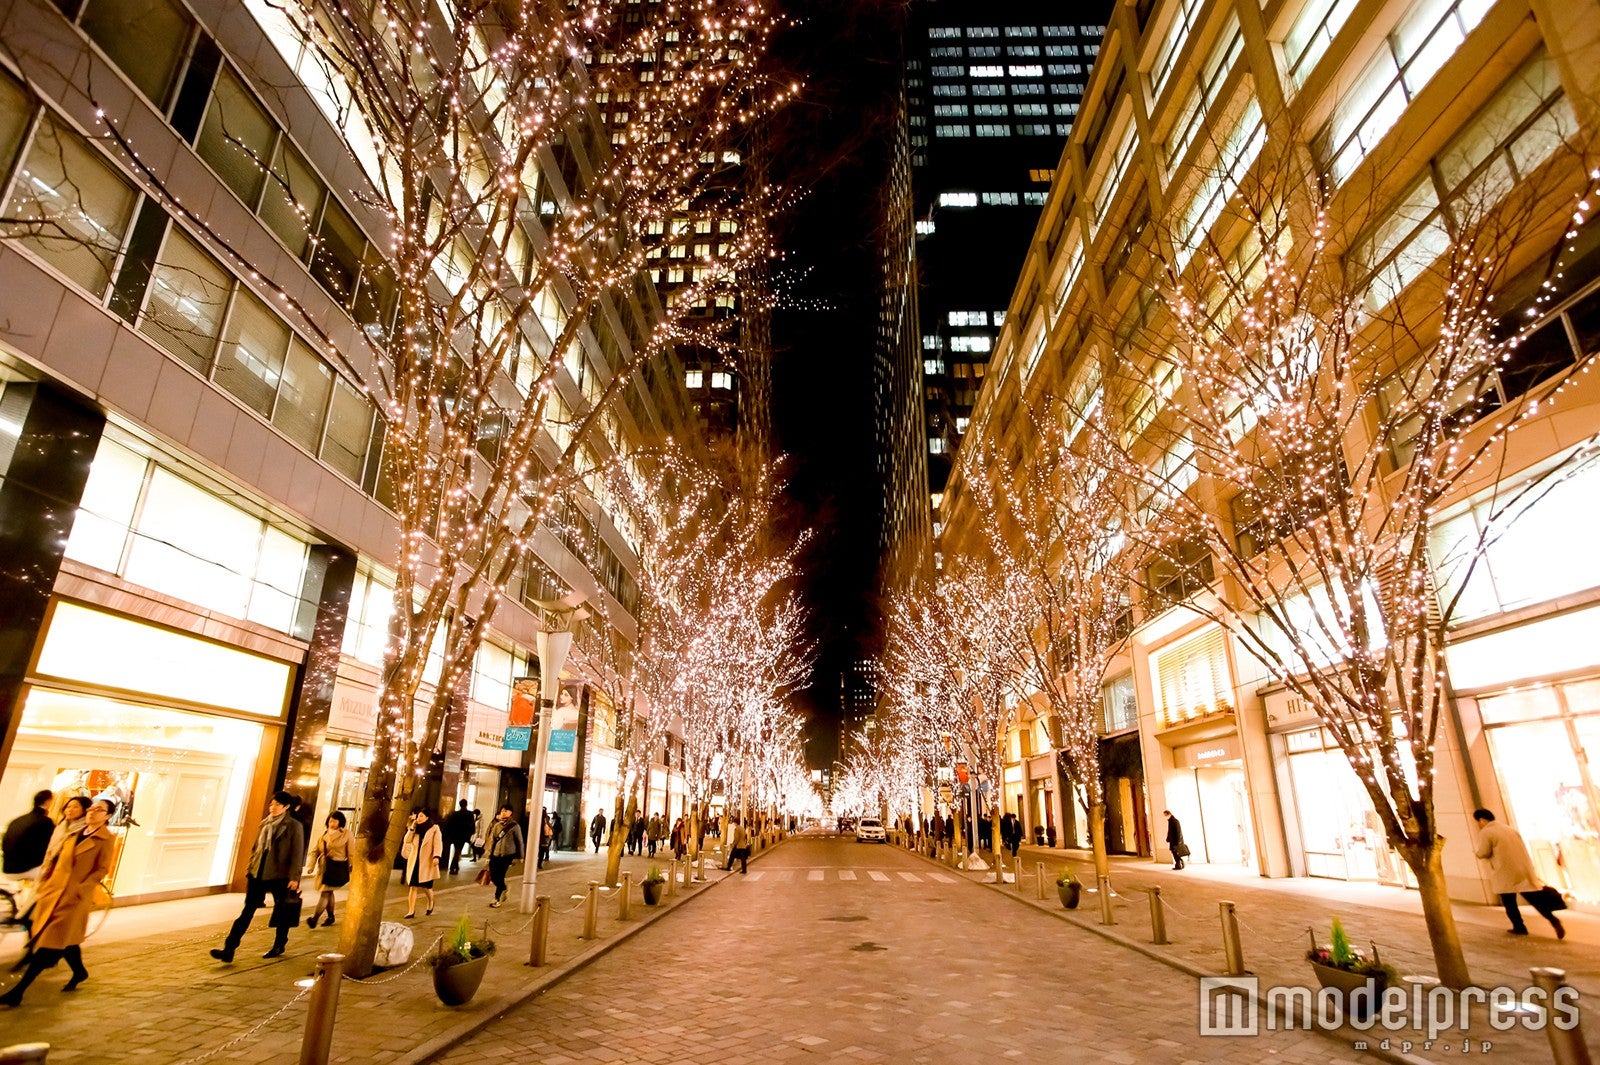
[852,942,888,953]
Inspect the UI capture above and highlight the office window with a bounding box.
[1006,25,1039,36]
[940,191,978,207]
[982,191,1019,205]
[1165,14,1244,172]
[930,46,963,57]
[973,84,1007,97]
[976,124,1010,137]
[78,0,193,106]
[323,378,376,484]
[274,339,334,452]
[924,358,945,375]
[929,437,948,454]
[967,26,999,37]
[930,26,961,38]
[932,65,964,77]
[197,67,277,208]
[1029,169,1057,182]
[968,46,1000,58]
[685,369,703,388]
[1015,103,1048,116]
[949,310,988,326]
[1050,83,1081,95]
[1025,191,1048,204]
[139,227,231,372]
[258,140,324,259]
[1009,46,1040,57]
[2,116,138,296]
[974,103,1008,116]
[1016,123,1052,136]
[215,288,290,416]
[933,84,968,97]
[934,103,969,116]
[1045,44,1080,56]
[1043,25,1074,36]
[915,219,935,235]
[1092,124,1138,230]
[970,65,1004,77]
[923,335,943,349]
[950,335,992,352]
[1054,104,1079,117]
[1014,83,1045,95]
[1149,0,1203,102]
[1316,0,1489,185]
[1009,65,1043,77]
[1284,0,1358,87]
[711,371,733,389]
[1174,101,1265,269]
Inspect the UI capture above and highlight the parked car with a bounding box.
[855,817,886,843]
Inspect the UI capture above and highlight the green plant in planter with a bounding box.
[644,866,666,885]
[1056,869,1080,887]
[1306,918,1397,983]
[433,914,496,971]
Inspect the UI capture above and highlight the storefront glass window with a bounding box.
[0,688,263,897]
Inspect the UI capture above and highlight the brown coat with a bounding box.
[1473,821,1542,895]
[402,823,442,884]
[29,824,114,950]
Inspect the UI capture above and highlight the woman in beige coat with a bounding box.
[402,809,443,918]
[1472,808,1564,938]
[305,811,352,928]
[2,798,115,1005]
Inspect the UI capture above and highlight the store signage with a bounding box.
[1173,734,1242,768]
[502,726,531,751]
[549,728,577,753]
[1264,687,1319,731]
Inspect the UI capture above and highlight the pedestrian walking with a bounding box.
[537,810,553,869]
[550,811,563,853]
[1164,810,1187,870]
[1472,808,1565,938]
[41,796,90,874]
[724,819,751,874]
[305,811,351,928]
[1,798,116,1005]
[211,791,305,963]
[671,816,687,860]
[647,814,663,858]
[402,809,443,918]
[630,813,646,856]
[999,812,1020,858]
[590,810,607,853]
[2,789,55,879]
[486,805,523,907]
[444,799,476,874]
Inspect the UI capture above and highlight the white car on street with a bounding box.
[855,817,886,843]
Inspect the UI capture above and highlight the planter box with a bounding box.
[642,880,664,906]
[1057,882,1081,909]
[433,955,490,1007]
[1309,960,1387,1021]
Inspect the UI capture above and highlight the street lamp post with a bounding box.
[519,625,572,914]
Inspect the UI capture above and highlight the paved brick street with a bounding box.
[435,835,1382,1065]
[0,842,742,1063]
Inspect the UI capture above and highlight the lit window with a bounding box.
[956,416,970,433]
[1043,25,1073,36]
[711,371,733,389]
[976,124,1010,137]
[1014,83,1046,94]
[929,26,961,38]
[940,191,978,207]
[1009,65,1043,76]
[915,219,936,235]
[923,335,943,349]
[1005,25,1038,36]
[949,310,989,326]
[1024,191,1047,205]
[685,370,703,388]
[923,358,945,375]
[1016,123,1052,135]
[934,103,970,116]
[929,437,948,454]
[1014,103,1048,116]
[933,84,968,97]
[1166,15,1243,172]
[981,191,1020,205]
[1092,124,1138,231]
[973,84,1007,97]
[1284,0,1358,87]
[970,65,1004,77]
[974,103,1008,116]
[932,65,964,77]
[967,26,999,38]
[1045,44,1080,56]
[951,335,993,352]
[994,311,1006,326]
[1029,169,1057,182]
[936,124,972,137]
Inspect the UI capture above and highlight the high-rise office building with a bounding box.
[905,2,1113,520]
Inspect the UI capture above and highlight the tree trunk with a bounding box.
[605,788,635,888]
[337,788,413,977]
[1088,801,1110,882]
[1401,838,1472,989]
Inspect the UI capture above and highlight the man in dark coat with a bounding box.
[590,810,607,852]
[444,800,477,874]
[2,790,54,877]
[211,791,306,963]
[1165,810,1186,870]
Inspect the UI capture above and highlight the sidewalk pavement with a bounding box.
[0,838,767,1064]
[907,837,1597,1062]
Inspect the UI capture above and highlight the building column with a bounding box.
[278,544,357,816]
[0,383,104,771]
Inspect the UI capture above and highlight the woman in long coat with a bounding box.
[401,810,443,918]
[2,797,115,1005]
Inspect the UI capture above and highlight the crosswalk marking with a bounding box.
[807,869,824,881]
[745,871,764,881]
[928,873,958,883]
[837,870,857,880]
[896,872,922,882]
[741,867,954,883]
[867,871,890,882]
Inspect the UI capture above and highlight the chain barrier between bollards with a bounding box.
[298,952,345,1065]
[1531,968,1593,1065]
[173,984,312,1065]
[342,934,443,984]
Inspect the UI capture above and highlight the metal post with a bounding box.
[665,860,678,898]
[681,857,692,887]
[1220,901,1245,976]
[618,872,632,921]
[1036,862,1047,901]
[1014,853,1027,894]
[1531,968,1593,1065]
[298,953,345,1065]
[526,895,550,967]
[582,881,600,940]
[1149,886,1169,945]
[1098,875,1115,926]
[0,1045,50,1064]
[695,851,705,882]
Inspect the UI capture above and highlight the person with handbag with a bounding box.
[401,809,443,918]
[1,797,116,1005]
[1472,808,1565,938]
[485,806,523,907]
[305,811,351,928]
[211,790,305,963]
[1164,810,1188,870]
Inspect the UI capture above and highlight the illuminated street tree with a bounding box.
[963,406,1135,881]
[1088,130,1598,986]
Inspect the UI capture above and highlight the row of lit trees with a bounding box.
[879,111,1598,986]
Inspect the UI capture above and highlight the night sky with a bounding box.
[766,0,905,762]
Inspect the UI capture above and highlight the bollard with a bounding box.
[681,857,692,887]
[1015,854,1027,894]
[618,871,632,920]
[1036,861,1047,901]
[0,1045,50,1064]
[526,895,550,967]
[582,881,600,940]
[1220,901,1246,976]
[696,851,705,882]
[1531,968,1593,1065]
[298,952,345,1065]
[666,861,678,898]
[1149,886,1169,945]
[1098,874,1115,926]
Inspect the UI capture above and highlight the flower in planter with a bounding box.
[1055,869,1080,887]
[644,866,666,885]
[1306,918,1396,983]
[432,913,496,971]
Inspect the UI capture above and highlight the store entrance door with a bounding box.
[1191,764,1253,868]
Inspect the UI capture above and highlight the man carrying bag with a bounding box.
[211,791,305,963]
